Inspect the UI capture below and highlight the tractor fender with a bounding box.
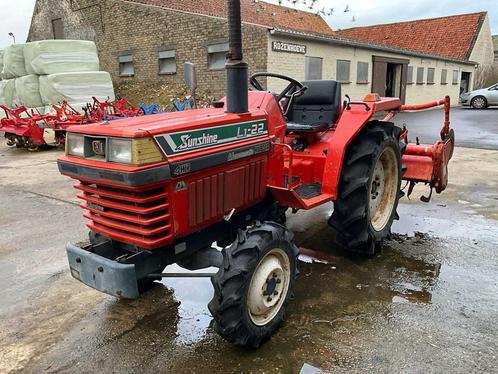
[322,107,375,197]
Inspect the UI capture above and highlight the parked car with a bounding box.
[460,83,498,109]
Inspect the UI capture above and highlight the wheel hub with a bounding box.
[247,249,291,326]
[369,147,398,232]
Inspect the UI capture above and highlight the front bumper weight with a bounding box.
[66,242,140,299]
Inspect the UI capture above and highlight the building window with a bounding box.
[356,62,369,84]
[441,69,448,84]
[336,60,351,83]
[452,70,459,85]
[427,68,435,84]
[158,49,176,75]
[52,18,64,39]
[207,42,229,70]
[118,52,134,77]
[416,67,424,84]
[305,56,323,80]
[407,66,414,84]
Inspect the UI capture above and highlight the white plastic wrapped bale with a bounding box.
[14,75,44,108]
[0,79,16,107]
[2,44,27,79]
[39,71,115,106]
[24,40,100,75]
[0,50,4,80]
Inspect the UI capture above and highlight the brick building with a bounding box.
[27,0,495,105]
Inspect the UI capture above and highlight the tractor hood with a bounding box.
[67,94,268,139]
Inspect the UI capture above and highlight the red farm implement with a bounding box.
[85,97,142,122]
[0,98,143,150]
[0,106,58,150]
[1,102,91,150]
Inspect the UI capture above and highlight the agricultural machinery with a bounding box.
[139,103,164,115]
[57,0,455,347]
[0,98,145,150]
[84,97,142,122]
[0,105,63,150]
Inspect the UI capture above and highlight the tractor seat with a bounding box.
[286,80,342,133]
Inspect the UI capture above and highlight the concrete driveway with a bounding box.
[1,107,497,373]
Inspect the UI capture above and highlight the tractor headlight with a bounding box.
[66,134,165,166]
[108,138,132,164]
[110,137,165,165]
[66,133,85,157]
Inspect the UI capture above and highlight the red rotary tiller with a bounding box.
[1,103,90,150]
[383,96,455,200]
[1,97,144,150]
[85,97,142,122]
[0,106,56,150]
[49,102,88,126]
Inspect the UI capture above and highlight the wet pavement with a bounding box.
[396,106,498,151]
[1,109,498,373]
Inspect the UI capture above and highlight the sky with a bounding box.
[0,0,497,48]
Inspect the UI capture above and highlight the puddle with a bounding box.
[17,205,498,373]
[160,264,215,345]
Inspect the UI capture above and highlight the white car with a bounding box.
[460,83,498,109]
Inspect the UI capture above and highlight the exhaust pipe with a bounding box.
[226,0,248,113]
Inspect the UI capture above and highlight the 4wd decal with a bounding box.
[155,120,268,155]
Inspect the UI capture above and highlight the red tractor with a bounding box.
[58,0,454,347]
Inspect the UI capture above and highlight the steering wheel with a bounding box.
[250,73,307,113]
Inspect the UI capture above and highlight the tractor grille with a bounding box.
[76,182,172,249]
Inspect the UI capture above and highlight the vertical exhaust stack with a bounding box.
[226,0,249,113]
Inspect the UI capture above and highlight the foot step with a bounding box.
[294,183,322,199]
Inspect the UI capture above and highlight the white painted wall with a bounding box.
[267,34,475,106]
[469,14,495,68]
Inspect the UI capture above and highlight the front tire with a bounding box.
[471,96,487,109]
[208,222,298,348]
[330,121,404,255]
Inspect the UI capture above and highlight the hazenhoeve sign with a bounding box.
[272,41,307,54]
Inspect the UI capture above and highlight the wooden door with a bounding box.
[372,61,387,96]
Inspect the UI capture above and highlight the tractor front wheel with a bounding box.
[330,121,404,255]
[208,222,298,348]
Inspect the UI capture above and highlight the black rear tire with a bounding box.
[329,121,404,255]
[208,222,298,348]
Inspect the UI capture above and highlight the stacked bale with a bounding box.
[23,40,114,113]
[24,40,100,75]
[0,49,3,78]
[3,44,28,79]
[0,79,16,107]
[0,40,114,117]
[14,75,44,109]
[0,45,23,117]
[0,50,4,119]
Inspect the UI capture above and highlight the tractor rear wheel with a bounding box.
[330,121,404,255]
[208,222,298,348]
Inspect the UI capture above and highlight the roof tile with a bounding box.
[338,12,486,61]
